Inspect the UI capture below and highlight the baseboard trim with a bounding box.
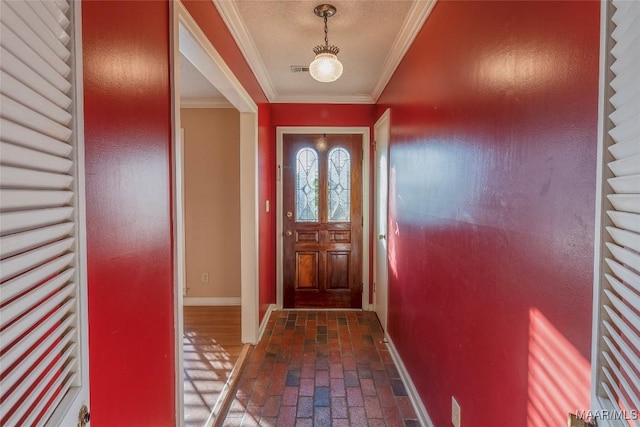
[386,335,434,427]
[183,297,241,306]
[258,304,277,341]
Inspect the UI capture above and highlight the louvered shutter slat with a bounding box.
[1,338,75,418]
[1,142,73,173]
[607,210,640,234]
[0,26,70,93]
[0,268,74,324]
[0,3,70,77]
[1,96,72,142]
[1,166,74,190]
[603,336,640,403]
[608,154,640,177]
[22,371,77,427]
[603,322,640,375]
[0,207,73,235]
[0,282,74,348]
[607,194,640,214]
[603,307,640,366]
[3,1,70,61]
[0,189,74,211]
[0,48,72,109]
[610,139,640,159]
[0,302,75,375]
[606,259,640,292]
[0,222,74,258]
[606,242,640,274]
[607,227,640,253]
[608,174,640,194]
[0,317,75,397]
[1,71,72,125]
[0,238,74,281]
[6,356,76,427]
[28,1,71,44]
[1,119,72,156]
[602,351,640,414]
[23,364,77,427]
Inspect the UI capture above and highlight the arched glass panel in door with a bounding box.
[327,147,351,222]
[295,147,319,222]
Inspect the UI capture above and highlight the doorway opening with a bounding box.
[172,1,259,425]
[276,127,371,310]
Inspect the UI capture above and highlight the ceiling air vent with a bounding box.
[290,65,310,73]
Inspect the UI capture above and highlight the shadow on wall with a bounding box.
[527,308,589,426]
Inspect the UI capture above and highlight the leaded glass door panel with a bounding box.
[283,134,363,308]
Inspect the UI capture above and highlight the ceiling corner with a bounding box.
[370,0,438,102]
[213,0,277,102]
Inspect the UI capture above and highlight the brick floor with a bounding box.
[219,311,419,426]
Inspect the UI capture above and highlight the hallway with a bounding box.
[221,311,418,426]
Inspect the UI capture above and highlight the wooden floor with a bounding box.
[183,306,242,427]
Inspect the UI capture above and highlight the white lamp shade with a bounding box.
[309,53,343,82]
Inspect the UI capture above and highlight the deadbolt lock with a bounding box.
[286,211,293,218]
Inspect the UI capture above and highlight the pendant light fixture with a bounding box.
[309,4,343,83]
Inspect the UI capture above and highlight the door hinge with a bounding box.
[78,405,90,427]
[277,165,282,181]
[374,140,377,152]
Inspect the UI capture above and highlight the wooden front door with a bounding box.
[283,134,363,308]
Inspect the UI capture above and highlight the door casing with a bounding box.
[277,127,371,310]
[172,2,260,425]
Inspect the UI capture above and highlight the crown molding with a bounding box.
[213,0,276,102]
[370,0,438,101]
[272,94,375,105]
[180,98,234,108]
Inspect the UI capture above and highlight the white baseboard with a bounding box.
[386,335,434,427]
[183,297,241,306]
[258,304,277,341]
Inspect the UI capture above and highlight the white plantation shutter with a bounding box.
[592,0,640,424]
[0,1,89,426]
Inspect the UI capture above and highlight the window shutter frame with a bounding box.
[0,1,89,426]
[591,0,640,425]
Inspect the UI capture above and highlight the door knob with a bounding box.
[285,230,293,237]
[378,234,386,240]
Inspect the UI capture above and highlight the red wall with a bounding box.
[82,1,175,425]
[272,104,374,127]
[376,1,600,425]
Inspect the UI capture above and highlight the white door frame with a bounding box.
[171,1,260,425]
[373,109,391,332]
[276,127,371,310]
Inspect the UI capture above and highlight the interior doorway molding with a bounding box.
[172,1,260,424]
[276,127,371,310]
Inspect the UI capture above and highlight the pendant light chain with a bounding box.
[324,14,329,47]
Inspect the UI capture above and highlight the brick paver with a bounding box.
[220,311,419,426]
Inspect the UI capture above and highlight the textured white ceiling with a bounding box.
[180,1,436,104]
[235,1,412,100]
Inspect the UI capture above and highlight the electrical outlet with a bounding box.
[201,272,209,283]
[452,396,461,427]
